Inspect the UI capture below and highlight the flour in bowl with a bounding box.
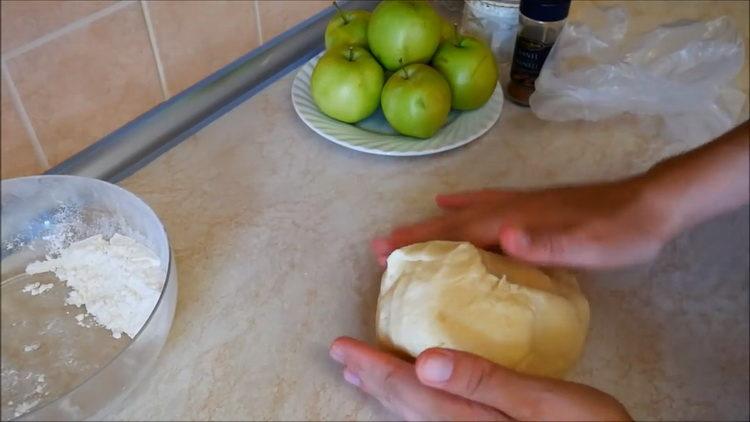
[21,282,54,296]
[25,233,164,339]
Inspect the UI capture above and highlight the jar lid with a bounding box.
[519,0,571,22]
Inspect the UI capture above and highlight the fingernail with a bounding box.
[329,346,345,364]
[343,369,361,387]
[419,352,454,383]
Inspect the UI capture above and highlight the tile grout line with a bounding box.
[1,60,50,169]
[0,1,135,62]
[253,0,264,45]
[140,0,170,99]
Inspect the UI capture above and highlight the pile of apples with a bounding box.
[311,0,498,139]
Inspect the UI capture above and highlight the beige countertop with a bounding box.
[109,1,749,420]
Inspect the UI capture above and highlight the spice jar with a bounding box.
[507,0,571,106]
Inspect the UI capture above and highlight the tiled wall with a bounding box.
[0,0,330,179]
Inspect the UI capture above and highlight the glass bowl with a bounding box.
[1,175,177,421]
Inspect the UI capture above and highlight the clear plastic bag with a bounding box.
[529,7,747,144]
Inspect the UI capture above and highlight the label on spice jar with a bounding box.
[510,36,553,88]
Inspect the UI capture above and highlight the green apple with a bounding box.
[367,0,442,71]
[325,8,370,49]
[432,35,498,110]
[311,46,384,123]
[381,64,451,138]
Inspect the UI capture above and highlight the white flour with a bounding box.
[21,282,54,296]
[14,399,40,418]
[23,344,40,353]
[25,233,164,339]
[5,370,48,418]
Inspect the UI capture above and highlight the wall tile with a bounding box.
[1,0,113,53]
[6,3,163,167]
[1,78,43,179]
[257,0,330,42]
[148,0,259,95]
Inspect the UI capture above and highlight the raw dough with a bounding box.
[376,241,590,378]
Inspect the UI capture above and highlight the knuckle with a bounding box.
[382,365,398,386]
[463,361,493,397]
[534,235,566,258]
[379,365,401,407]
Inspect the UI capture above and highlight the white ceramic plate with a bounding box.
[291,52,504,156]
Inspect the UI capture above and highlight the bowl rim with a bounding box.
[1,175,174,419]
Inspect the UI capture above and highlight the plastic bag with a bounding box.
[529,7,747,144]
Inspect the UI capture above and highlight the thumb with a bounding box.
[498,225,596,267]
[415,348,540,419]
[415,348,631,421]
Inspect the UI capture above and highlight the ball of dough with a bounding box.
[376,241,590,378]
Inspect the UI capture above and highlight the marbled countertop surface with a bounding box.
[110,1,749,420]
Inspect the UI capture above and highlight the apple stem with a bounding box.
[347,46,354,61]
[399,58,408,79]
[333,1,348,24]
[453,23,460,47]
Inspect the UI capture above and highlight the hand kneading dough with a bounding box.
[376,241,590,378]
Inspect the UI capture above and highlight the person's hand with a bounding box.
[373,121,750,269]
[371,178,677,269]
[329,337,630,421]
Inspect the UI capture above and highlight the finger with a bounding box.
[415,348,630,421]
[376,255,388,267]
[372,216,455,261]
[498,225,603,268]
[378,210,509,262]
[415,348,539,418]
[371,238,392,267]
[435,189,517,210]
[330,337,508,421]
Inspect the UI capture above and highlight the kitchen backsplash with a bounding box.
[0,0,330,179]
